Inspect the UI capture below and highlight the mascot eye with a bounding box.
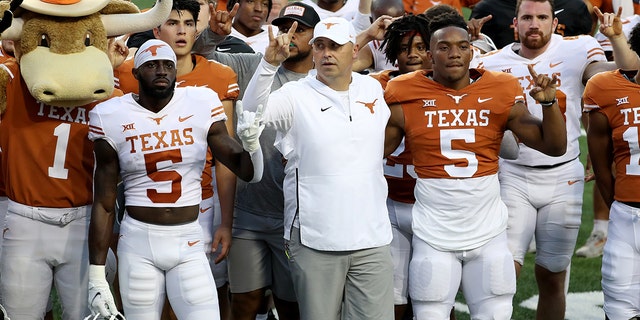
[39,34,50,48]
[84,33,92,46]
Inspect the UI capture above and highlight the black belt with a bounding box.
[523,156,578,169]
[621,201,640,209]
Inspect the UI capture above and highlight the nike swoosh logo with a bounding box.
[188,240,201,247]
[216,47,231,52]
[321,106,332,112]
[567,180,581,185]
[199,206,212,213]
[554,9,564,15]
[549,61,563,68]
[179,115,194,122]
[478,97,493,103]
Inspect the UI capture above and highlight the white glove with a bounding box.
[88,265,120,319]
[236,100,265,154]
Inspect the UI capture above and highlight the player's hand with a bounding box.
[0,0,21,35]
[467,15,492,41]
[264,23,297,66]
[107,35,130,70]
[364,15,394,42]
[584,153,595,182]
[236,100,265,154]
[211,225,231,264]
[88,265,120,319]
[527,64,558,105]
[209,2,238,36]
[596,6,623,39]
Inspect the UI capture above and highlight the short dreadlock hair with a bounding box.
[381,14,430,65]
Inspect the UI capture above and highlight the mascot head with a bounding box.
[0,0,172,107]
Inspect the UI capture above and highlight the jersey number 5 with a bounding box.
[441,128,478,178]
[144,150,183,203]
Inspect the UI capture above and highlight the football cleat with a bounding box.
[575,230,606,258]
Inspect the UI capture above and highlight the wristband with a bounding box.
[539,98,557,107]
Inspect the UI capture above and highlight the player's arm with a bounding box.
[586,111,615,208]
[89,139,120,266]
[507,65,567,156]
[384,103,405,158]
[87,138,122,317]
[352,44,374,72]
[208,120,263,183]
[211,98,237,263]
[584,6,640,82]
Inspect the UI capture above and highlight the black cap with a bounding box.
[271,2,320,28]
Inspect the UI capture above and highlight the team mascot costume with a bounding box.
[0,0,172,319]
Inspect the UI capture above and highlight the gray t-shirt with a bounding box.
[206,48,308,233]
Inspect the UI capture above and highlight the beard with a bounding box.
[520,31,551,50]
[286,48,311,63]
[139,78,176,100]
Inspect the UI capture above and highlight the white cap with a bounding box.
[133,39,177,69]
[309,17,356,45]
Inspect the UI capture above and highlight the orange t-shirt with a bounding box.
[403,0,462,15]
[385,69,523,179]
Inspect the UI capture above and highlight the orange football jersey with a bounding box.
[0,60,123,207]
[583,69,640,202]
[115,54,239,199]
[385,69,523,179]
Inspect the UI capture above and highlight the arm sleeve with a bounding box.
[241,58,278,113]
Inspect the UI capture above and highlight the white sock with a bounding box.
[593,219,609,236]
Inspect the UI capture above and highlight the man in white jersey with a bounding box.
[472,2,640,319]
[240,17,394,319]
[86,39,263,319]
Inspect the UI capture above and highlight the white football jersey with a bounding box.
[89,87,226,207]
[368,40,397,72]
[473,34,606,166]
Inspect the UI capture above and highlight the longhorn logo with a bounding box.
[148,114,167,125]
[323,22,339,29]
[446,93,468,105]
[139,44,167,57]
[356,99,377,114]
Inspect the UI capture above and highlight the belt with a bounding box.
[621,201,640,209]
[523,156,578,169]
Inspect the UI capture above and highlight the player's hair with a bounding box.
[515,0,556,19]
[382,14,430,64]
[428,11,467,37]
[227,0,274,20]
[629,23,640,54]
[160,0,201,28]
[423,4,458,20]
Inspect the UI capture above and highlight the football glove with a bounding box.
[88,265,120,319]
[83,313,126,320]
[236,100,265,154]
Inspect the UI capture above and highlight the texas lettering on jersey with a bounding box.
[125,128,194,153]
[385,69,521,179]
[37,103,89,125]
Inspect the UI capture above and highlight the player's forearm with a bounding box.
[214,161,236,229]
[539,101,568,156]
[89,203,116,265]
[610,34,640,70]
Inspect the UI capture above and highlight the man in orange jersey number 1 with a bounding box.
[86,39,262,319]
